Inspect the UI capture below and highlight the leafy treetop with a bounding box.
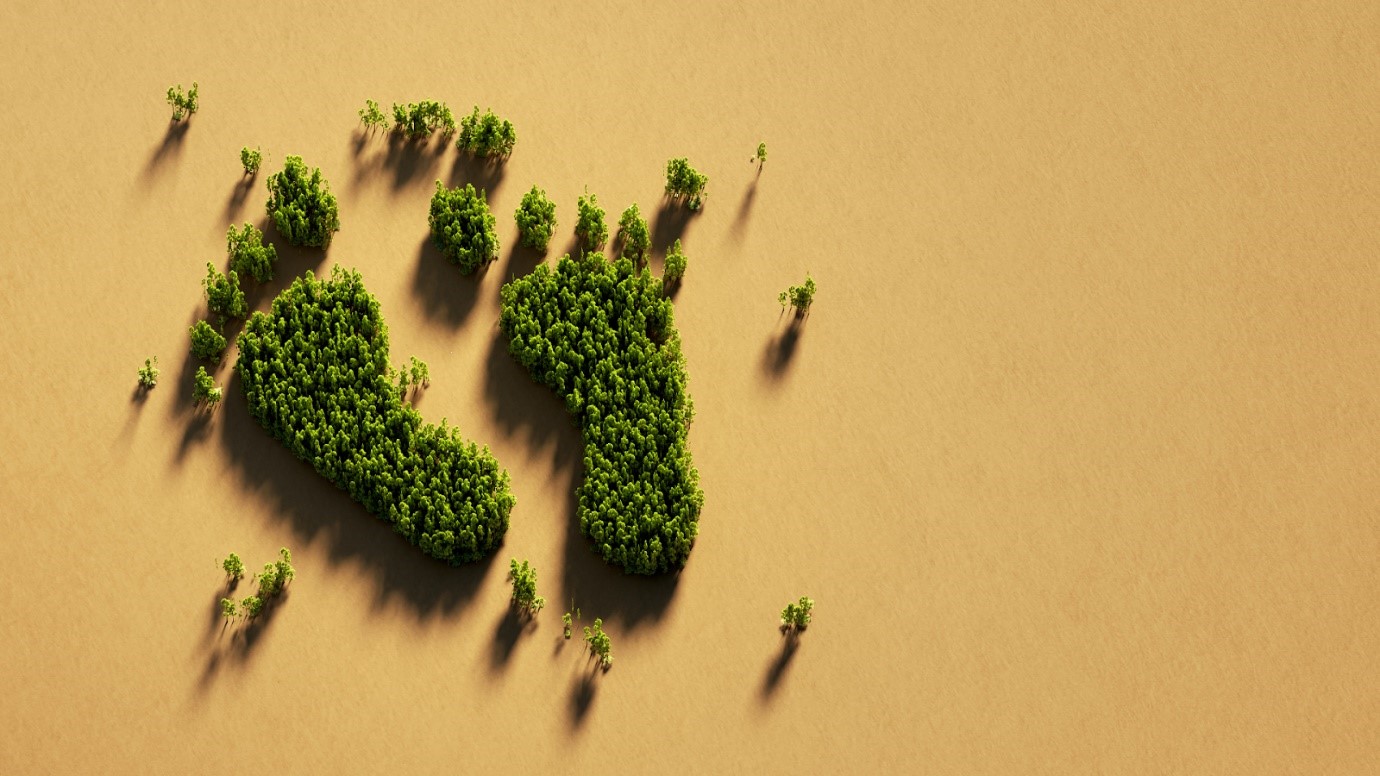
[166,82,199,122]
[507,558,546,616]
[514,185,557,251]
[266,155,340,248]
[665,157,708,210]
[137,357,160,389]
[663,239,687,285]
[241,147,262,176]
[203,263,247,321]
[617,203,650,264]
[456,106,516,158]
[778,275,817,316]
[227,222,278,284]
[429,181,499,275]
[575,192,608,252]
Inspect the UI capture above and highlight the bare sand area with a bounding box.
[1,1,1378,772]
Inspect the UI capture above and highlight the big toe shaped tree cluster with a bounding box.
[237,266,514,563]
[499,254,703,574]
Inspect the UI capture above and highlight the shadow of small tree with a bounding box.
[140,121,189,188]
[568,668,599,729]
[489,604,538,672]
[449,153,507,198]
[195,587,290,696]
[650,199,699,257]
[411,234,483,327]
[761,312,806,379]
[760,630,802,700]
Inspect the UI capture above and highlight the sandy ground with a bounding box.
[1,1,1378,773]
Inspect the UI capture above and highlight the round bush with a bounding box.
[514,185,557,251]
[266,155,340,248]
[429,181,498,274]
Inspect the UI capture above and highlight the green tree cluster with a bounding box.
[575,192,608,252]
[256,547,295,598]
[237,267,515,564]
[203,263,247,321]
[241,147,262,176]
[428,181,499,274]
[227,223,278,283]
[193,365,223,409]
[137,357,160,389]
[507,558,546,616]
[392,100,456,139]
[664,157,708,210]
[166,82,199,122]
[583,617,613,669]
[499,255,704,574]
[456,106,516,157]
[780,596,814,632]
[617,204,650,264]
[663,239,688,285]
[514,185,557,251]
[358,99,388,132]
[222,552,245,580]
[778,275,816,316]
[266,155,340,248]
[190,320,228,361]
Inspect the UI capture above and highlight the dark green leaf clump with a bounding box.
[575,191,608,252]
[663,239,687,285]
[514,185,557,251]
[203,263,247,320]
[500,255,703,574]
[616,203,650,264]
[137,357,160,389]
[237,266,514,564]
[429,181,498,274]
[456,106,516,157]
[664,157,708,210]
[166,82,199,122]
[391,100,455,139]
[189,320,227,361]
[227,223,277,283]
[358,99,388,132]
[265,155,340,248]
[240,147,262,176]
[193,365,222,408]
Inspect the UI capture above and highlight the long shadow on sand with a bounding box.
[347,131,450,196]
[195,584,290,696]
[412,235,483,327]
[759,632,801,702]
[140,121,189,188]
[761,312,806,381]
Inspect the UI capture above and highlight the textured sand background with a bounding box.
[1,1,1378,773]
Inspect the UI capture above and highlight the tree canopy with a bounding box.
[664,157,708,210]
[391,100,455,139]
[166,82,199,122]
[429,181,499,274]
[203,263,247,321]
[456,106,516,157]
[514,185,557,251]
[663,239,688,285]
[227,222,277,284]
[189,320,227,361]
[617,203,650,264]
[575,192,608,252]
[266,155,340,248]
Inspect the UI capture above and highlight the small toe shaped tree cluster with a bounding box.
[222,548,296,622]
[507,558,546,616]
[193,365,223,409]
[780,596,814,633]
[137,357,160,389]
[663,239,688,285]
[514,185,557,251]
[359,99,388,132]
[203,263,247,322]
[189,320,227,361]
[240,147,262,176]
[456,106,516,157]
[429,181,499,274]
[166,82,199,122]
[266,155,340,248]
[778,275,817,317]
[665,157,708,210]
[617,204,650,264]
[583,617,613,669]
[227,223,278,283]
[392,100,456,139]
[575,192,608,252]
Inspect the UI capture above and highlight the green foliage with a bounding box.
[202,263,247,321]
[754,142,767,167]
[226,223,277,284]
[777,275,817,316]
[500,255,703,574]
[237,266,515,564]
[166,82,199,122]
[507,558,546,616]
[575,192,608,252]
[514,185,557,251]
[256,547,295,598]
[663,239,687,285]
[408,357,430,389]
[190,320,227,361]
[193,366,222,409]
[137,357,160,389]
[358,99,388,131]
[456,106,516,157]
[240,595,263,619]
[222,552,245,580]
[780,596,814,632]
[265,155,340,248]
[562,611,574,639]
[240,146,262,176]
[617,203,650,264]
[391,100,455,139]
[429,181,499,274]
[583,617,613,669]
[664,157,708,210]
[219,597,238,619]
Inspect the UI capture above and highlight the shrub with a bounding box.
[456,106,516,157]
[237,266,515,564]
[166,82,199,122]
[203,263,247,321]
[753,142,767,168]
[240,595,263,619]
[514,186,557,251]
[664,157,708,210]
[583,617,613,669]
[617,204,650,264]
[265,155,340,248]
[240,146,262,176]
[219,598,238,620]
[137,357,160,389]
[190,320,228,361]
[256,547,295,598]
[409,357,430,389]
[562,610,575,639]
[507,558,546,616]
[391,100,455,139]
[778,275,816,316]
[358,99,388,131]
[780,596,814,632]
[222,552,245,580]
[663,239,687,285]
[227,223,277,283]
[193,366,222,409]
[574,192,608,252]
[429,181,498,274]
[500,255,703,574]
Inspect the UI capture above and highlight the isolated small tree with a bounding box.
[429,181,499,274]
[189,320,227,361]
[240,595,264,619]
[257,547,295,598]
[617,204,650,264]
[137,357,160,389]
[219,597,238,620]
[663,239,688,285]
[664,157,708,210]
[507,558,546,616]
[456,106,517,157]
[222,552,245,581]
[777,275,816,316]
[227,222,277,283]
[780,596,814,633]
[193,366,222,409]
[753,142,767,169]
[562,612,574,639]
[166,82,199,122]
[408,357,430,389]
[358,99,388,132]
[265,155,340,248]
[575,191,608,251]
[562,602,581,639]
[583,617,613,669]
[514,185,557,251]
[202,263,247,321]
[240,146,262,176]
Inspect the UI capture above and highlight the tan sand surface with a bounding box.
[1,1,1378,772]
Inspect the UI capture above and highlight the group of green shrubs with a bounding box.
[499,254,704,575]
[218,548,295,622]
[357,100,516,158]
[267,155,340,248]
[166,82,199,122]
[236,266,515,564]
[429,182,499,274]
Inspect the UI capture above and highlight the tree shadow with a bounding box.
[760,313,805,380]
[224,175,256,223]
[726,180,757,247]
[489,606,536,673]
[759,632,801,701]
[347,131,449,197]
[213,367,498,620]
[567,668,599,729]
[449,154,506,199]
[141,121,189,187]
[650,199,698,257]
[501,238,546,282]
[194,587,290,697]
[411,234,482,327]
